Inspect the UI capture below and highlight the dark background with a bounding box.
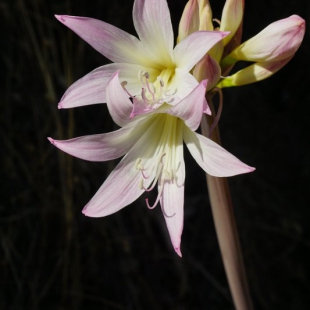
[1,0,309,309]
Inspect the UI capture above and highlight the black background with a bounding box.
[1,0,309,309]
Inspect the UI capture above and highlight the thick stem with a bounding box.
[201,101,254,310]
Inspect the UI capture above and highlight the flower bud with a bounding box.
[219,0,244,46]
[178,0,213,42]
[217,57,293,88]
[222,15,305,65]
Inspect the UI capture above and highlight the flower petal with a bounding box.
[47,122,149,161]
[133,0,174,67]
[55,15,154,67]
[160,131,185,257]
[174,30,229,72]
[58,63,160,109]
[106,71,134,127]
[160,181,185,257]
[193,54,221,91]
[183,127,255,176]
[169,80,207,131]
[82,151,151,217]
[82,117,163,217]
[169,69,199,103]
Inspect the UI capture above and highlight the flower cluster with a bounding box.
[49,0,304,256]
[179,0,305,88]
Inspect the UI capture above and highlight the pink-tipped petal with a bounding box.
[160,138,185,257]
[82,154,148,217]
[174,30,229,72]
[203,98,211,115]
[47,122,148,162]
[160,181,184,257]
[169,80,207,131]
[82,121,161,217]
[183,127,255,176]
[106,72,134,127]
[58,63,158,109]
[193,54,222,91]
[133,0,174,67]
[55,15,153,67]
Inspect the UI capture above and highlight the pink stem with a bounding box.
[201,101,254,310]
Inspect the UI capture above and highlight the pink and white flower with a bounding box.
[50,0,255,256]
[49,72,254,256]
[55,0,228,111]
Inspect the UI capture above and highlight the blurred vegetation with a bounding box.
[1,0,310,309]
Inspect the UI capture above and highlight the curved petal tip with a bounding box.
[47,137,55,145]
[175,247,182,257]
[55,14,65,23]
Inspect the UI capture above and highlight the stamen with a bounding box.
[208,88,223,138]
[141,88,149,103]
[157,76,165,88]
[145,184,164,210]
[135,158,150,179]
[213,18,221,26]
[121,81,135,98]
[164,88,178,97]
[161,200,176,218]
[143,153,166,192]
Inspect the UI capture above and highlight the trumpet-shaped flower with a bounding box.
[56,0,228,111]
[49,72,254,256]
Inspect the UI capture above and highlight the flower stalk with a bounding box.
[201,98,254,310]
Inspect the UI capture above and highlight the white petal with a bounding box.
[55,15,154,67]
[169,80,207,131]
[58,63,155,109]
[160,132,185,257]
[106,72,134,127]
[183,127,255,176]
[82,151,151,217]
[160,181,185,257]
[82,117,163,217]
[133,0,174,67]
[169,69,198,103]
[174,30,229,72]
[47,123,148,162]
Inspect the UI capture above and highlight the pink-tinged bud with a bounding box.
[217,57,293,88]
[224,15,305,63]
[220,0,244,46]
[178,0,213,42]
[193,54,221,90]
[178,0,200,42]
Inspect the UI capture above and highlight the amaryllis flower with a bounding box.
[49,72,254,256]
[55,0,228,111]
